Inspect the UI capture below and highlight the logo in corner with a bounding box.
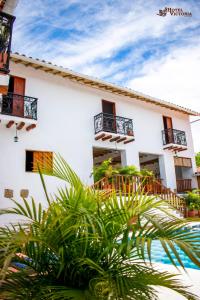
[157,9,167,17]
[157,7,192,17]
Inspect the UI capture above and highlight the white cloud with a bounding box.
[13,0,194,69]
[128,43,200,151]
[12,0,200,151]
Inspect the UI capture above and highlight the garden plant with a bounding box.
[1,155,200,299]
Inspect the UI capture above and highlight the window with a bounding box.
[25,151,53,172]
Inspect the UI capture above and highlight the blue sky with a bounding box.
[13,0,200,150]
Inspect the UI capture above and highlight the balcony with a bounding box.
[0,11,16,74]
[0,93,37,131]
[162,128,187,152]
[94,112,134,144]
[1,92,37,119]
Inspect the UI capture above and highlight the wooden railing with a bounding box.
[153,178,186,215]
[93,175,186,215]
[176,179,192,193]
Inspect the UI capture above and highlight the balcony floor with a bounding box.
[163,143,187,152]
[95,131,135,144]
[0,113,37,131]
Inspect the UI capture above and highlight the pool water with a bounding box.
[150,225,200,270]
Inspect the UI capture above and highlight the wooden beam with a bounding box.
[6,121,14,128]
[24,62,32,67]
[34,65,43,70]
[102,134,112,141]
[173,147,187,152]
[17,122,25,130]
[110,136,121,142]
[178,148,187,152]
[124,138,135,144]
[117,137,127,143]
[140,158,159,166]
[26,124,36,131]
[163,146,173,150]
[95,133,105,141]
[51,71,60,75]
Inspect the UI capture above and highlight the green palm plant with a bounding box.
[1,154,200,299]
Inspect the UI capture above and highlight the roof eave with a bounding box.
[10,53,200,117]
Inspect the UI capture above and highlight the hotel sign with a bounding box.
[157,7,192,17]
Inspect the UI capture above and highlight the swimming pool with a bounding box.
[150,224,200,270]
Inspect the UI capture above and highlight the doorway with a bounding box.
[93,147,122,167]
[102,100,116,133]
[163,116,173,144]
[2,75,25,117]
[139,153,161,178]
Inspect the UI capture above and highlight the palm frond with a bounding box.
[1,154,200,299]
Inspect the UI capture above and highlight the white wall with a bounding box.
[0,61,198,224]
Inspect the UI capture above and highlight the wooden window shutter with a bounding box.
[174,157,192,168]
[43,151,53,172]
[33,151,43,171]
[163,116,173,130]
[32,151,53,172]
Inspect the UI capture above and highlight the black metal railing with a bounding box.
[0,92,38,120]
[94,112,133,136]
[0,11,16,74]
[162,128,187,146]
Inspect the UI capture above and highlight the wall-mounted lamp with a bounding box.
[174,150,178,158]
[14,123,18,142]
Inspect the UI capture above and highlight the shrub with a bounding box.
[184,190,200,207]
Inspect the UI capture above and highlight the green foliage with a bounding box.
[1,154,200,299]
[117,165,140,176]
[189,202,197,211]
[196,152,200,167]
[140,169,154,177]
[184,190,200,209]
[92,158,119,182]
[93,159,154,183]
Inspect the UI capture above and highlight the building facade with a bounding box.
[0,0,199,224]
[0,53,199,208]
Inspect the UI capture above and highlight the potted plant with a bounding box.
[184,190,200,217]
[127,129,133,136]
[0,25,9,69]
[188,203,196,218]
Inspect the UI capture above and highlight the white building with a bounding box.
[0,0,199,219]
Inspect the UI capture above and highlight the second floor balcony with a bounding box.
[94,112,134,144]
[0,92,38,120]
[162,128,187,151]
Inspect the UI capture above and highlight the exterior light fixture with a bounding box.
[174,150,178,158]
[14,123,18,142]
[114,141,118,154]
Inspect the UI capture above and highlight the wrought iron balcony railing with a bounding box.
[0,92,38,120]
[94,112,133,136]
[0,11,16,74]
[162,128,187,146]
